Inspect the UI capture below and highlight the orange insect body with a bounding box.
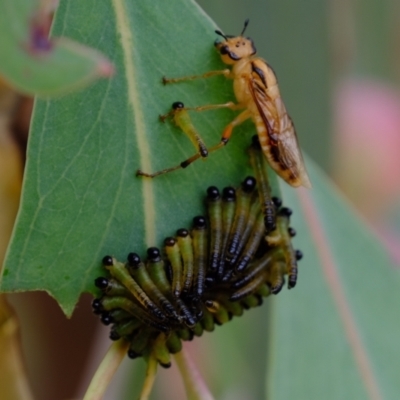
[214,27,311,188]
[140,20,311,188]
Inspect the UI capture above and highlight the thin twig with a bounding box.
[174,348,214,400]
[138,355,158,400]
[82,339,129,400]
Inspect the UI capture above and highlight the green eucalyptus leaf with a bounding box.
[0,0,269,315]
[0,0,113,96]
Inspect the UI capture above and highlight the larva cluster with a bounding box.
[93,165,301,367]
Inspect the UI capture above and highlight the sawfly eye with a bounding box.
[220,45,229,55]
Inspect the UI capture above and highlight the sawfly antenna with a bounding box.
[241,19,250,36]
[215,30,228,41]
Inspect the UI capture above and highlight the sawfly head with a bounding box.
[214,19,256,65]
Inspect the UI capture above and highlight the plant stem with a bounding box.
[82,339,129,400]
[174,348,215,400]
[138,355,158,400]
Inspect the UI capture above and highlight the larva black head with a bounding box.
[100,312,113,326]
[127,350,140,359]
[279,207,292,217]
[241,176,257,193]
[295,250,303,261]
[214,19,256,65]
[207,186,220,201]
[102,255,113,266]
[164,237,176,247]
[222,186,236,201]
[172,101,184,110]
[109,330,121,341]
[288,227,296,237]
[127,252,141,267]
[91,178,302,365]
[272,197,282,208]
[193,216,206,229]
[94,277,109,290]
[91,298,103,314]
[177,228,189,237]
[147,247,161,261]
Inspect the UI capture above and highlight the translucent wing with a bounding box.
[248,61,311,188]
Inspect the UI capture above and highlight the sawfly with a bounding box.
[137,20,311,188]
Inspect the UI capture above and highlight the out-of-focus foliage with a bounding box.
[0,0,113,96]
[330,0,400,266]
[0,80,33,400]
